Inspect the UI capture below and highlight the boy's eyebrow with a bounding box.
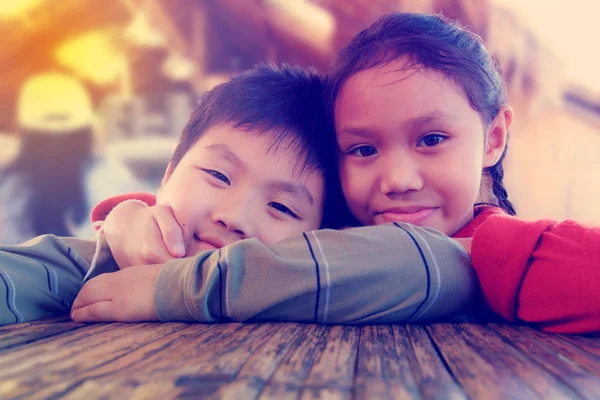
[205,144,245,169]
[270,180,314,206]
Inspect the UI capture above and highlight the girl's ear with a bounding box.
[483,105,513,168]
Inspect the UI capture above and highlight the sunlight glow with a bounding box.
[54,30,126,86]
[0,0,45,19]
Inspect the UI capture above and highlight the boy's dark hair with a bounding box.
[327,13,516,216]
[170,63,342,227]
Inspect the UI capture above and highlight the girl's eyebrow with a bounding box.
[205,144,245,169]
[338,110,456,138]
[408,111,456,127]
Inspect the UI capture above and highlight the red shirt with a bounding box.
[455,206,600,334]
[92,196,600,333]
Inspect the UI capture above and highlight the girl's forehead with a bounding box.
[334,61,475,131]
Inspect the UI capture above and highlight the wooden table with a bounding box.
[0,316,599,399]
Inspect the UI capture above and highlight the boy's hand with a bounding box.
[103,201,186,269]
[70,264,161,322]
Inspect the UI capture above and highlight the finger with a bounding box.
[71,302,119,322]
[153,205,186,257]
[71,279,113,310]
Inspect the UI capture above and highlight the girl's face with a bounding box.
[335,59,509,236]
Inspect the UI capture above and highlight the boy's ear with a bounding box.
[158,162,175,192]
[483,105,513,168]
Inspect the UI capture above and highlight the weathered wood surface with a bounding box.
[0,317,598,399]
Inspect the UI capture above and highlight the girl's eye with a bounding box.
[417,134,446,147]
[202,169,230,185]
[268,202,298,219]
[349,145,378,157]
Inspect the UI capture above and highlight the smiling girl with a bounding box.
[327,13,600,333]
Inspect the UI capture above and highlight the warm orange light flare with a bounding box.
[54,29,126,86]
[0,0,45,19]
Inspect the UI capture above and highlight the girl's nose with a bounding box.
[379,156,424,196]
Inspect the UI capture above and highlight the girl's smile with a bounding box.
[334,58,510,236]
[374,206,439,226]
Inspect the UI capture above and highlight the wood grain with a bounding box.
[0,320,598,400]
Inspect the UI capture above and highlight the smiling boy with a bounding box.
[0,64,333,325]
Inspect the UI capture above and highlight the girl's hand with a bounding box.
[103,201,186,269]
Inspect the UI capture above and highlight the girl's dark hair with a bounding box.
[327,13,516,215]
[4,127,93,237]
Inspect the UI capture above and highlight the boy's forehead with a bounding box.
[190,123,320,177]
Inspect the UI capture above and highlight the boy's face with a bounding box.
[334,59,501,236]
[157,124,325,255]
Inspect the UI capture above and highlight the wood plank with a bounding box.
[258,383,351,400]
[232,323,308,398]
[354,325,420,399]
[401,325,467,399]
[490,324,600,398]
[0,317,87,351]
[75,322,248,380]
[302,325,360,389]
[267,324,330,385]
[0,323,124,377]
[0,322,189,398]
[426,323,582,399]
[34,321,275,398]
[21,324,217,399]
[0,315,71,334]
[559,334,600,359]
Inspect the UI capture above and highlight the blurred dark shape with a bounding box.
[1,127,93,239]
[0,72,144,244]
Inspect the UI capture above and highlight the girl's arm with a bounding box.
[472,214,600,333]
[154,223,475,324]
[90,192,156,228]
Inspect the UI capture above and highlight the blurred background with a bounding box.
[0,0,599,243]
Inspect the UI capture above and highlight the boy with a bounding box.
[0,64,332,325]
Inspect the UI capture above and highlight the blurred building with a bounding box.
[0,0,599,224]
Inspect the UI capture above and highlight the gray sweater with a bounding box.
[0,223,475,326]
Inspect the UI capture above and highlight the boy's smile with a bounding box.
[156,124,325,255]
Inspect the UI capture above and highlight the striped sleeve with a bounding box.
[154,223,475,324]
[0,235,118,325]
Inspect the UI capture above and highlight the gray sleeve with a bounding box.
[0,234,117,325]
[155,223,476,324]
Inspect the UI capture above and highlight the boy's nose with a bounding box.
[379,156,424,196]
[211,202,253,239]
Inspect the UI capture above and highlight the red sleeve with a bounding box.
[90,192,157,227]
[472,214,600,333]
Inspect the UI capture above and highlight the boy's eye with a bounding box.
[202,169,230,185]
[417,134,446,147]
[268,202,298,219]
[349,145,377,157]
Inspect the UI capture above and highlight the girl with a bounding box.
[326,13,599,333]
[78,14,599,333]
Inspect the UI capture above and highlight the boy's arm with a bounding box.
[156,223,475,324]
[472,215,600,333]
[0,235,115,325]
